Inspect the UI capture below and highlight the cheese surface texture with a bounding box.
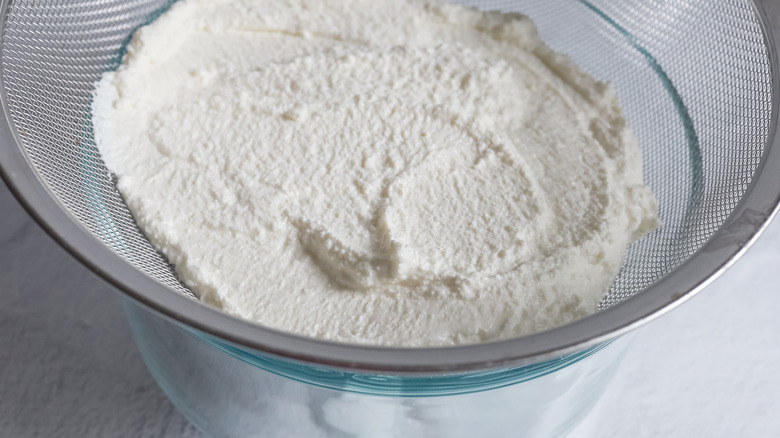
[92,0,659,346]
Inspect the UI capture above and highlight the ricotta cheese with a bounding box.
[92,0,659,346]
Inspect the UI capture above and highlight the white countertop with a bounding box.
[1,178,778,438]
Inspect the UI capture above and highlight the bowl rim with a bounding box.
[1,0,779,373]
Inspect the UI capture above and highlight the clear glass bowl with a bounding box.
[124,298,634,438]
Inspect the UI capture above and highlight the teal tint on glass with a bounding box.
[195,329,613,397]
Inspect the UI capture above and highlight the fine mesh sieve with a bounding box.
[0,0,779,371]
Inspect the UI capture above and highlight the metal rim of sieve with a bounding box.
[0,0,779,373]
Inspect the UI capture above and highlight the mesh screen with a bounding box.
[1,0,772,309]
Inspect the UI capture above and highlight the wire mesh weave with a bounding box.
[1,0,772,309]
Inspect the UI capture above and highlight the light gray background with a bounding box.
[1,178,778,438]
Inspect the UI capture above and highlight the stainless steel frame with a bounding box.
[0,0,778,372]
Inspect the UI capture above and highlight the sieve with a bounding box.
[0,0,779,374]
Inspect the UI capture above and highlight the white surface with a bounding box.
[570,211,780,437]
[0,178,778,437]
